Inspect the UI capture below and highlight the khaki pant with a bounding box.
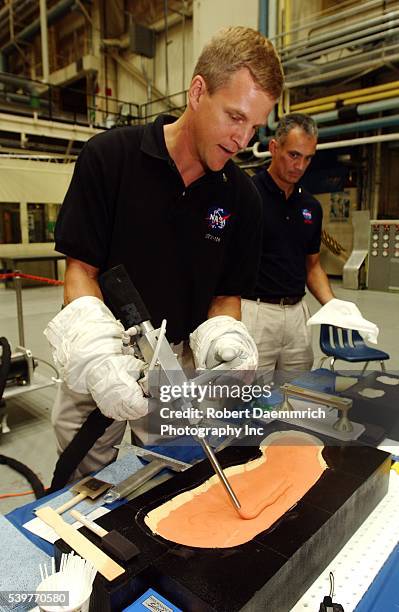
[52,341,195,481]
[241,298,314,377]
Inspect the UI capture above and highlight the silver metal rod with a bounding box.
[198,437,243,516]
[13,272,25,347]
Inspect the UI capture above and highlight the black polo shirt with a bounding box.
[245,170,322,299]
[55,115,262,342]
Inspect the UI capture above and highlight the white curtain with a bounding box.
[0,159,73,203]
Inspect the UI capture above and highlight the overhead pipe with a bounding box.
[0,72,40,93]
[317,133,399,150]
[1,0,76,55]
[281,10,399,61]
[293,80,399,110]
[300,111,399,138]
[343,89,399,106]
[283,20,399,69]
[258,0,269,142]
[284,0,292,48]
[263,97,399,138]
[0,91,49,107]
[286,45,399,88]
[258,0,268,37]
[39,0,49,82]
[293,90,399,116]
[359,97,399,116]
[317,113,399,137]
[272,0,385,45]
[164,0,170,101]
[285,39,399,87]
[253,132,399,158]
[295,102,336,114]
[277,0,291,116]
[181,0,186,91]
[281,17,399,66]
[260,0,280,135]
[310,96,399,125]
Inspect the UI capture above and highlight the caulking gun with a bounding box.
[99,264,246,517]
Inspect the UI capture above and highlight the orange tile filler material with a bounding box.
[145,431,327,548]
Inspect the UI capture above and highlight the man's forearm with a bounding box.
[306,264,334,305]
[207,295,241,320]
[64,258,102,304]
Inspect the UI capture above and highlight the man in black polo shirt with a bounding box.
[242,113,334,376]
[44,27,284,477]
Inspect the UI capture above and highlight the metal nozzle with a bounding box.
[198,437,244,517]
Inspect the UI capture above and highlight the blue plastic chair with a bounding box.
[319,324,390,374]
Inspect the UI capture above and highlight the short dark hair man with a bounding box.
[242,113,334,375]
[44,27,284,479]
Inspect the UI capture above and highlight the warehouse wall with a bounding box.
[117,0,259,109]
[192,0,259,58]
[117,19,194,110]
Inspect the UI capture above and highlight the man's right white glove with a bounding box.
[44,296,148,421]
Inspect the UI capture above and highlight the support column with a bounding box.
[39,0,50,82]
[20,201,29,244]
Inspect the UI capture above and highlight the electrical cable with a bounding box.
[330,571,334,598]
[0,455,46,499]
[32,356,60,378]
[0,336,46,501]
[0,487,49,500]
[319,572,344,611]
[47,408,114,493]
[0,490,34,499]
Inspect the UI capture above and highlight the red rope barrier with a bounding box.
[0,271,64,285]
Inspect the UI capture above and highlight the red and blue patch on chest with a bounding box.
[301,208,313,224]
[204,206,232,243]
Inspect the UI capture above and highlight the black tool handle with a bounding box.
[99,265,151,328]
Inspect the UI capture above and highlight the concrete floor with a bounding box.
[0,280,398,515]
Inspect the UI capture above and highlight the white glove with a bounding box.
[306,298,379,344]
[44,296,148,420]
[189,315,258,370]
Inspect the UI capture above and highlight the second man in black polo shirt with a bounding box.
[243,113,335,376]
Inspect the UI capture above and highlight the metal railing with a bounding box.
[0,71,140,129]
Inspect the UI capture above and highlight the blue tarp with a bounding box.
[355,543,399,611]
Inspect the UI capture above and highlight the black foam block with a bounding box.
[102,531,140,562]
[55,428,390,612]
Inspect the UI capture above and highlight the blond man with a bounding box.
[45,27,283,480]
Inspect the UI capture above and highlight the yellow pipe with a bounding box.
[291,80,399,110]
[343,89,399,106]
[283,87,290,114]
[292,102,337,114]
[285,0,292,47]
[278,92,285,118]
[295,90,399,114]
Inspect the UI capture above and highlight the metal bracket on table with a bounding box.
[274,383,365,441]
